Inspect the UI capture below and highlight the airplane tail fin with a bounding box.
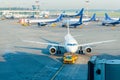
[76,8,84,16]
[105,13,112,20]
[90,13,96,21]
[118,18,120,21]
[78,13,83,24]
[118,18,120,23]
[55,14,63,22]
[69,14,83,27]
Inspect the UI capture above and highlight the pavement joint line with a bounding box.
[50,64,65,80]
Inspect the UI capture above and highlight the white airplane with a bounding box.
[23,22,116,55]
[23,14,63,26]
[102,13,120,26]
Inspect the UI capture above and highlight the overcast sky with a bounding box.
[0,0,120,10]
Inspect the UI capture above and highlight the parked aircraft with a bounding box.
[62,13,97,28]
[62,13,83,28]
[63,8,84,18]
[104,13,119,20]
[23,22,116,55]
[37,14,63,26]
[83,13,98,22]
[23,14,63,26]
[102,13,120,26]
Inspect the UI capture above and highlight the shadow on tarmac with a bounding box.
[0,51,62,80]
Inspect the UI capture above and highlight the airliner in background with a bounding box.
[102,13,120,26]
[62,8,84,18]
[23,22,116,55]
[23,14,63,26]
[104,13,120,21]
[62,13,98,28]
[83,13,99,22]
[37,14,63,26]
[62,13,83,28]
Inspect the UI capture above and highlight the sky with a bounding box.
[0,0,120,10]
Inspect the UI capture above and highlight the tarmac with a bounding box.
[0,19,120,80]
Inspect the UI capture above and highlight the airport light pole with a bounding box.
[35,0,40,18]
[85,0,90,18]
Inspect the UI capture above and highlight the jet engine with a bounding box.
[85,47,92,53]
[49,47,57,55]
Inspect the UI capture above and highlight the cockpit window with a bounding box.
[67,43,77,46]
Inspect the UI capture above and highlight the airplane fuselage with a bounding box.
[64,34,78,53]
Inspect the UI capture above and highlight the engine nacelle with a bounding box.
[49,47,56,55]
[85,47,92,53]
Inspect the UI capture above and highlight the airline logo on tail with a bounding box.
[63,8,84,17]
[102,13,120,26]
[69,12,83,27]
[83,13,97,22]
[49,14,63,23]
[75,8,84,16]
[55,14,63,22]
[105,13,112,20]
[90,13,96,21]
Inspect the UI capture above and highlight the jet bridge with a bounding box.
[88,55,120,80]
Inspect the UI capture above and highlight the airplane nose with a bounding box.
[67,47,77,53]
[70,50,75,53]
[70,49,76,53]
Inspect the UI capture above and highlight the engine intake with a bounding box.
[85,47,92,53]
[49,47,56,55]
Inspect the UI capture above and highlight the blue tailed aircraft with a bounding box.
[37,14,63,26]
[62,13,98,28]
[102,13,120,26]
[83,13,99,22]
[62,13,83,28]
[23,14,63,26]
[63,8,84,18]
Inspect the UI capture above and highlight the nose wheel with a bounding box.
[79,46,84,54]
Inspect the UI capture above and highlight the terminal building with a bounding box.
[0,6,49,19]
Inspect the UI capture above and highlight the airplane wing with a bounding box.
[78,40,116,47]
[23,40,64,47]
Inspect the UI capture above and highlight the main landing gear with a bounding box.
[56,46,61,54]
[78,46,84,54]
